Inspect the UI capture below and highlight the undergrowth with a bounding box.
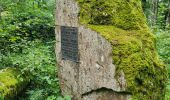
[156,31,170,100]
[0,40,71,100]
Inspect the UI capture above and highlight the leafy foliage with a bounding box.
[157,31,170,65]
[0,0,71,99]
[0,0,55,55]
[1,40,70,99]
[156,31,170,100]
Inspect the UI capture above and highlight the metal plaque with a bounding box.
[61,26,79,62]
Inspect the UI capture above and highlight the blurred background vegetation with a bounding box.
[0,0,169,99]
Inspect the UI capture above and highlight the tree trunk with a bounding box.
[165,1,170,28]
[0,6,2,20]
[149,0,159,27]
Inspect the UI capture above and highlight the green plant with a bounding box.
[0,0,65,99]
[156,31,170,100]
[0,0,55,55]
[156,31,170,65]
[1,40,63,99]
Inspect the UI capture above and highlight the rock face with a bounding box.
[55,0,167,100]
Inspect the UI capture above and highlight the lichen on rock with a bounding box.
[76,0,168,99]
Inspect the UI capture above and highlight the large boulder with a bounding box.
[55,0,167,99]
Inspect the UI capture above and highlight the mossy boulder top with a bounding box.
[77,0,147,30]
[76,0,167,99]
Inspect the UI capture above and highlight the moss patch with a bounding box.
[0,68,29,100]
[77,0,148,30]
[76,0,168,99]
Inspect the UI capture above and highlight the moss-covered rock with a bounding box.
[0,68,29,100]
[76,0,168,99]
[77,0,148,30]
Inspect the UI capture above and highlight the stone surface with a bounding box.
[82,89,131,100]
[78,26,126,94]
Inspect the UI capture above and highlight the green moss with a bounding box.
[76,0,168,99]
[0,68,29,100]
[77,0,148,30]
